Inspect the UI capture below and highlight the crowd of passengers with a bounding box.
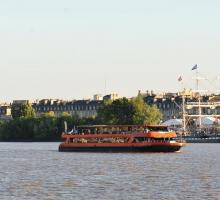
[66,128,155,135]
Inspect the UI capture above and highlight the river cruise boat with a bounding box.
[59,125,185,152]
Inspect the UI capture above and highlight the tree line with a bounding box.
[0,96,162,141]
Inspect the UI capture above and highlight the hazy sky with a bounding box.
[1,0,220,102]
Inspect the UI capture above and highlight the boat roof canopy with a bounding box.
[77,124,168,129]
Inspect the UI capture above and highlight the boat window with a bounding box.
[147,126,168,132]
[133,137,147,142]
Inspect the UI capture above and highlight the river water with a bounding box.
[0,143,220,200]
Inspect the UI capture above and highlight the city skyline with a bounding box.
[1,1,220,102]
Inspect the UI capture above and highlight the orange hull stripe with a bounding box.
[60,141,182,148]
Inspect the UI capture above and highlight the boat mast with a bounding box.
[198,93,202,129]
[196,68,199,91]
[181,65,220,135]
[182,94,186,135]
[194,67,202,129]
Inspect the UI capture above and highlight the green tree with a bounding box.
[0,117,36,140]
[11,102,35,119]
[61,112,71,117]
[132,95,162,124]
[144,104,162,124]
[56,114,81,134]
[97,96,162,125]
[96,99,112,124]
[42,111,56,118]
[97,97,134,124]
[80,116,98,125]
[33,116,57,140]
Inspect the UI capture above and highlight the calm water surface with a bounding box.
[0,143,220,200]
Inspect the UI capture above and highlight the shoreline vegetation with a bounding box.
[0,96,161,142]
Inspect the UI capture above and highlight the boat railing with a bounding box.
[64,129,175,135]
[63,136,179,144]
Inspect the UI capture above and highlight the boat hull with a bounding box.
[59,143,182,153]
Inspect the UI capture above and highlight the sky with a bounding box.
[1,0,220,102]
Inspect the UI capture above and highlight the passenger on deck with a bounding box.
[144,128,149,133]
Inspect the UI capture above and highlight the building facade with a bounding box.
[0,103,12,120]
[32,99,103,118]
[5,91,220,121]
[142,90,220,121]
[10,94,120,119]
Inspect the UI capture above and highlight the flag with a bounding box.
[191,64,197,70]
[178,76,182,82]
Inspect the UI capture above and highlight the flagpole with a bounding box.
[195,67,202,129]
[196,67,199,91]
[192,64,202,129]
[182,92,186,136]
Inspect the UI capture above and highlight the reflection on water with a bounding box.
[0,143,220,200]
